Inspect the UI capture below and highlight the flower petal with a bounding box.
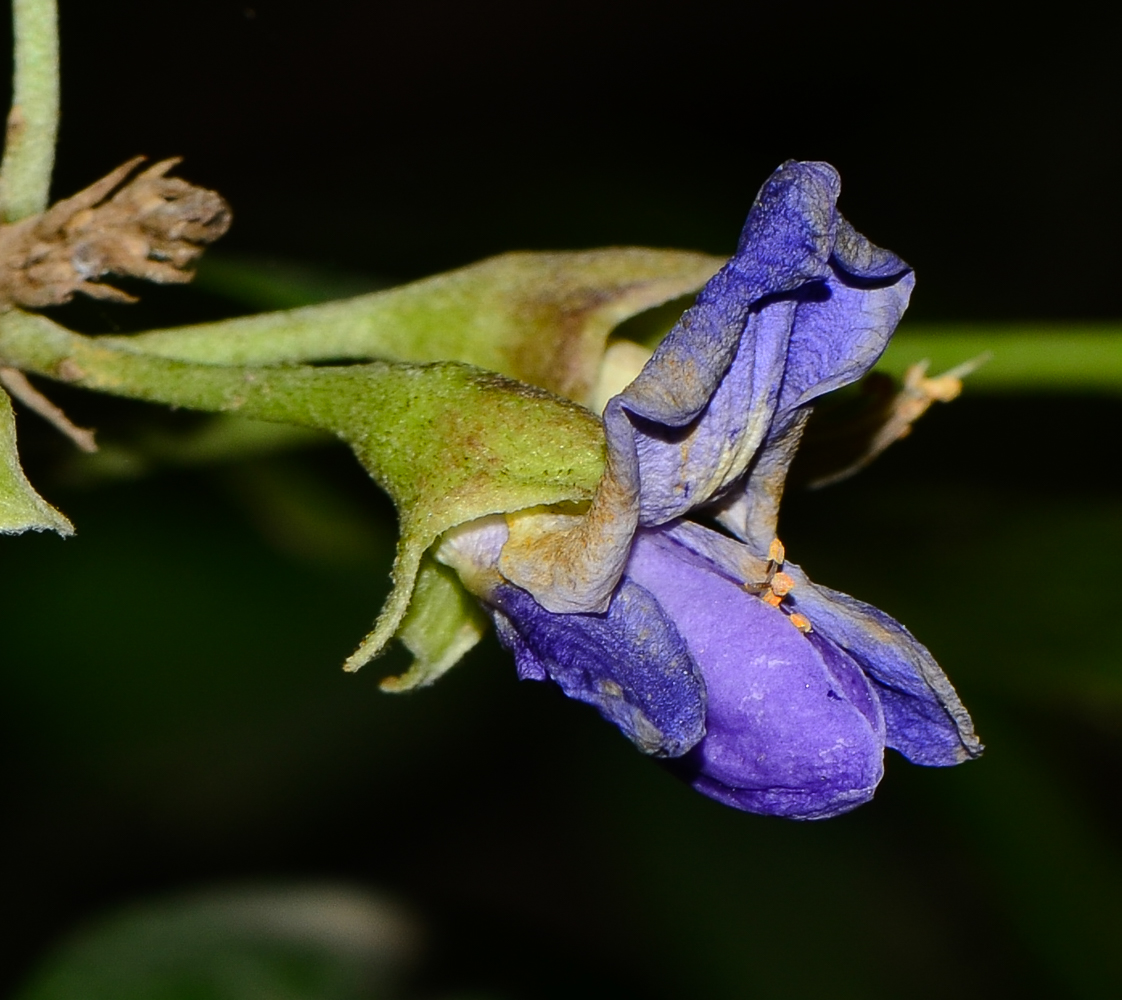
[487,579,706,757]
[783,563,984,766]
[777,257,915,416]
[715,234,914,551]
[624,298,800,525]
[626,529,886,819]
[499,162,850,613]
[615,162,841,525]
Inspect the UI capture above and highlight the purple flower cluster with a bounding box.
[440,161,981,820]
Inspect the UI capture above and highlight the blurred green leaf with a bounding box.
[195,254,391,310]
[942,715,1122,997]
[14,884,418,1000]
[0,386,72,535]
[223,456,393,566]
[63,417,329,487]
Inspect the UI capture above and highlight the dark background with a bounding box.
[3,3,1121,998]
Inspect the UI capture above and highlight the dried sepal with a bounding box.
[0,157,231,310]
[793,354,989,489]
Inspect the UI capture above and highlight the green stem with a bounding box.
[120,297,1122,398]
[0,307,605,511]
[0,307,381,431]
[880,324,1122,393]
[0,0,59,221]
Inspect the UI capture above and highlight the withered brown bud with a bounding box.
[0,156,231,310]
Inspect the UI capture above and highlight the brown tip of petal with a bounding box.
[0,157,231,311]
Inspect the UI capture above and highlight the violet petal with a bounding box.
[783,563,984,766]
[627,529,886,820]
[610,162,843,526]
[487,579,706,757]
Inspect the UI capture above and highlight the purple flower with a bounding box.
[437,161,981,820]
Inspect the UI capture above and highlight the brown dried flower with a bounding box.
[0,156,231,311]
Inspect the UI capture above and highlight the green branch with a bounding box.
[879,324,1122,394]
[0,0,59,221]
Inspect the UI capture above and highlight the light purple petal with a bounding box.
[783,563,983,766]
[487,579,706,757]
[710,409,810,554]
[626,529,885,820]
[608,162,843,527]
[625,299,798,525]
[776,261,915,415]
[715,231,914,551]
[498,161,914,615]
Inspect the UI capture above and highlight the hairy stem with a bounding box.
[0,308,360,428]
[0,0,59,221]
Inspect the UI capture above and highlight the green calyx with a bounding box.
[0,307,607,676]
[0,384,72,534]
[0,246,721,684]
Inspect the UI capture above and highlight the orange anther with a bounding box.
[767,538,785,565]
[771,572,794,597]
[762,590,783,608]
[789,613,812,633]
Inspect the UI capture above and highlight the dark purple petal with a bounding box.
[783,563,983,766]
[487,579,706,757]
[490,609,549,681]
[626,529,885,820]
[733,160,841,271]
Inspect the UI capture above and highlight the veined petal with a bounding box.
[782,563,983,766]
[438,514,705,757]
[625,298,798,525]
[617,162,840,523]
[716,231,914,551]
[777,259,915,416]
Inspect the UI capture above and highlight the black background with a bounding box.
[40,1,1122,319]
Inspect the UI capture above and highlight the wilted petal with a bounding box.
[626,529,886,820]
[711,409,810,555]
[716,233,914,551]
[783,563,983,766]
[624,298,799,526]
[776,262,914,417]
[500,161,849,612]
[617,162,841,525]
[487,578,706,757]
